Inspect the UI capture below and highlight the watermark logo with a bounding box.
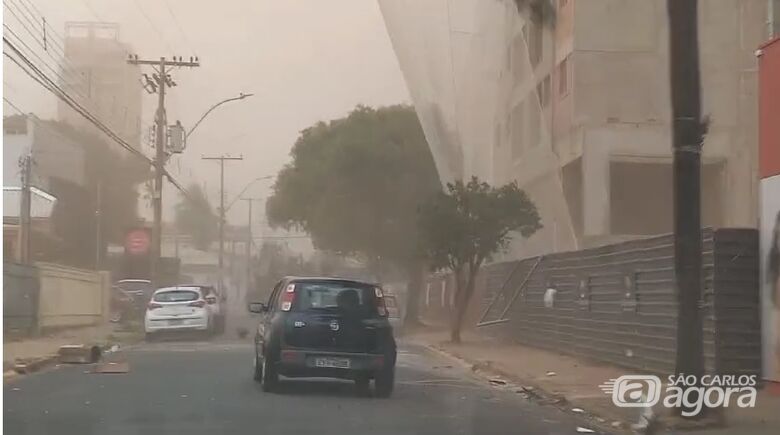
[599,375,662,408]
[600,374,758,417]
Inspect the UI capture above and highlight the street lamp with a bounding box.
[186,92,254,140]
[225,175,274,214]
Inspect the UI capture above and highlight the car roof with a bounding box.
[116,279,151,283]
[283,276,380,287]
[154,286,203,294]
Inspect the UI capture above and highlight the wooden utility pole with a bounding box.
[202,154,243,292]
[668,0,705,417]
[241,197,262,300]
[127,55,199,285]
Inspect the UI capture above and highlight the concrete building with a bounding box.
[58,22,142,149]
[380,0,768,258]
[3,115,85,261]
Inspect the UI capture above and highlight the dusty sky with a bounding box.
[2,0,409,224]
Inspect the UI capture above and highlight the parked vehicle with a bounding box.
[187,284,226,334]
[248,277,397,397]
[144,286,215,339]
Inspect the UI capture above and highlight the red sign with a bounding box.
[760,37,780,179]
[125,228,151,255]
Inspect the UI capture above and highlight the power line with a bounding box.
[4,0,88,90]
[4,37,193,200]
[162,0,193,53]
[2,10,90,101]
[132,0,174,52]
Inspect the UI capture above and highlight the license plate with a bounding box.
[168,319,184,326]
[314,357,350,369]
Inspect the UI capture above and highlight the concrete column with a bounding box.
[582,144,610,237]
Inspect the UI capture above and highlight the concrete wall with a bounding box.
[36,262,110,331]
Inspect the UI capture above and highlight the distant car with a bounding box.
[144,286,214,339]
[111,279,154,322]
[384,294,403,332]
[187,284,226,334]
[248,277,397,397]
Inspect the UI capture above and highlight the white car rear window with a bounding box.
[153,290,199,302]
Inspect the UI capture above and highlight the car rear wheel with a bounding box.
[261,353,279,392]
[374,367,394,398]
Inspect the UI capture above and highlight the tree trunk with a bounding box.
[668,0,705,418]
[450,264,478,344]
[403,261,425,328]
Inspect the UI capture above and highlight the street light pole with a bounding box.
[186,93,254,140]
[201,155,244,292]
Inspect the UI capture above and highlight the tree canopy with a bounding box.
[418,176,541,341]
[266,105,440,272]
[175,183,218,251]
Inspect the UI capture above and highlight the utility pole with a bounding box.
[202,155,243,292]
[19,154,32,264]
[241,197,261,300]
[127,55,199,285]
[668,0,705,417]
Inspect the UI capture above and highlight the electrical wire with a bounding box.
[4,37,193,200]
[162,0,193,53]
[132,0,174,52]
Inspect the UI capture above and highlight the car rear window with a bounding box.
[293,282,378,314]
[153,290,199,302]
[116,281,152,292]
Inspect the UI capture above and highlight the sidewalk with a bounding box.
[3,323,142,379]
[407,328,780,434]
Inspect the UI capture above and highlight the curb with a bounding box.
[417,341,632,434]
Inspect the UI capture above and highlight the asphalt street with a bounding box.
[4,338,610,435]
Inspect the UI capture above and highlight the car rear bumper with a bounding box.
[145,315,209,333]
[271,349,391,378]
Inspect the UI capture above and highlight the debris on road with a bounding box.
[58,345,101,364]
[575,427,595,433]
[545,371,557,377]
[571,407,584,413]
[488,378,508,386]
[92,361,129,374]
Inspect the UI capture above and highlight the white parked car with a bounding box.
[144,286,214,339]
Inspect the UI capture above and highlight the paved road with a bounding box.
[4,338,610,435]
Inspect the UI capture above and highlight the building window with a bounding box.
[558,56,570,96]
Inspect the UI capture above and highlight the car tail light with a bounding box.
[147,302,163,310]
[280,284,296,312]
[188,300,206,308]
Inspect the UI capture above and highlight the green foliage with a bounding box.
[175,184,218,251]
[418,176,541,342]
[266,105,441,270]
[419,176,541,273]
[38,120,148,267]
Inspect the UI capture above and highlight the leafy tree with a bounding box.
[418,177,541,343]
[174,184,218,251]
[266,105,441,324]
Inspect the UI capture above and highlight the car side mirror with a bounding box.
[248,302,267,313]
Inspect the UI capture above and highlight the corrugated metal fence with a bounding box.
[426,229,761,376]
